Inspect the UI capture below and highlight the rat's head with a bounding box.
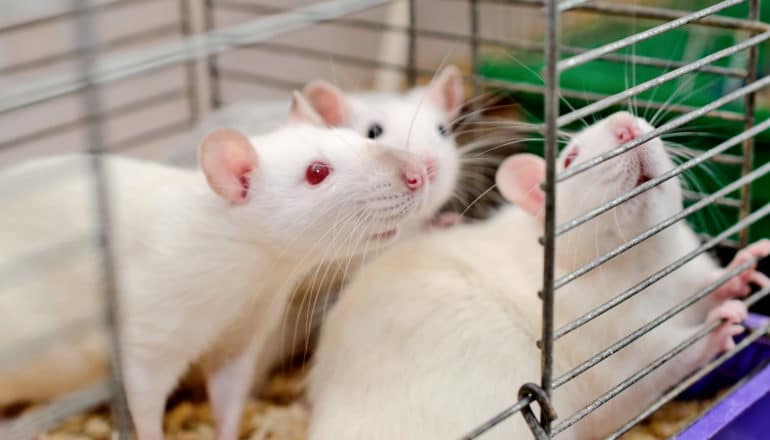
[496,111,682,266]
[198,95,428,259]
[301,65,464,218]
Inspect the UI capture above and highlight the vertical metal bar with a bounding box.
[204,0,222,109]
[407,0,417,87]
[470,0,481,101]
[540,0,559,433]
[72,0,132,437]
[739,0,759,246]
[179,0,200,125]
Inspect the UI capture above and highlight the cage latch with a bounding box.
[517,383,557,440]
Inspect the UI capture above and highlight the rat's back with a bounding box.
[0,154,190,405]
[307,207,574,440]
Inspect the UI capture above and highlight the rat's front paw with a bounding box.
[705,299,748,354]
[709,239,770,301]
[430,212,463,229]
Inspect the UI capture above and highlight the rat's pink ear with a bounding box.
[302,80,350,126]
[495,154,546,218]
[199,128,258,204]
[427,64,464,120]
[288,91,326,127]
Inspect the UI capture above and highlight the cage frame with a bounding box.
[0,0,768,439]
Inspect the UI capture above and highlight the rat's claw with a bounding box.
[705,299,748,354]
[706,299,748,324]
[709,239,770,301]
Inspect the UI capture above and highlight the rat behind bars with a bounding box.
[168,65,467,386]
[0,93,429,440]
[307,111,769,439]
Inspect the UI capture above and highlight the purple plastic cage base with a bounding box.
[675,313,770,439]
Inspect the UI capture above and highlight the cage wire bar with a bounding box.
[463,0,770,438]
[0,1,192,155]
[71,0,133,437]
[1,0,769,438]
[0,0,402,437]
[0,0,394,115]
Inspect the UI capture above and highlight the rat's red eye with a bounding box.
[306,161,332,185]
[563,147,579,168]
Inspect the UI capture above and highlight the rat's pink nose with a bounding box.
[401,163,426,192]
[609,111,643,143]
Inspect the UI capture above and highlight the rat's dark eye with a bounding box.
[367,123,384,139]
[563,147,579,169]
[438,124,449,136]
[306,161,332,185]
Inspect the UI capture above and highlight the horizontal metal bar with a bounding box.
[0,381,110,440]
[0,0,394,115]
[448,0,589,11]
[555,159,770,290]
[557,0,745,72]
[556,116,770,237]
[459,395,534,439]
[0,0,145,35]
[553,207,770,389]
[0,23,180,77]
[558,0,594,11]
[553,161,770,339]
[110,120,192,152]
[557,49,746,78]
[459,0,768,32]
[0,89,185,151]
[558,30,770,127]
[605,291,770,439]
[218,1,549,52]
[555,286,770,436]
[682,189,743,208]
[480,79,744,122]
[238,41,417,73]
[568,1,769,32]
[698,233,742,249]
[219,68,305,91]
[217,2,745,78]
[558,73,770,183]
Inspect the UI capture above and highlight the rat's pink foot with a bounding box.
[704,299,748,355]
[431,212,463,229]
[709,239,770,301]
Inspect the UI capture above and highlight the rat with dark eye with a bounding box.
[367,123,384,139]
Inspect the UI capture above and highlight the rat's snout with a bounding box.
[608,111,643,144]
[370,142,428,192]
[422,155,438,182]
[401,161,426,192]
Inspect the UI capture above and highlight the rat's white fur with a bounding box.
[167,68,464,387]
[165,68,462,228]
[307,112,757,439]
[0,124,427,439]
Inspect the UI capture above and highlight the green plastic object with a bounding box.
[478,1,770,241]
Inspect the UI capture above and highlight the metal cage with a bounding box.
[0,0,768,439]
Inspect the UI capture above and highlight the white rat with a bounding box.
[306,111,770,439]
[171,66,467,382]
[0,95,429,440]
[168,64,464,232]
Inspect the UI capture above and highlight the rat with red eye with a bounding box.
[165,66,467,388]
[306,111,769,439]
[0,93,428,440]
[167,65,464,233]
